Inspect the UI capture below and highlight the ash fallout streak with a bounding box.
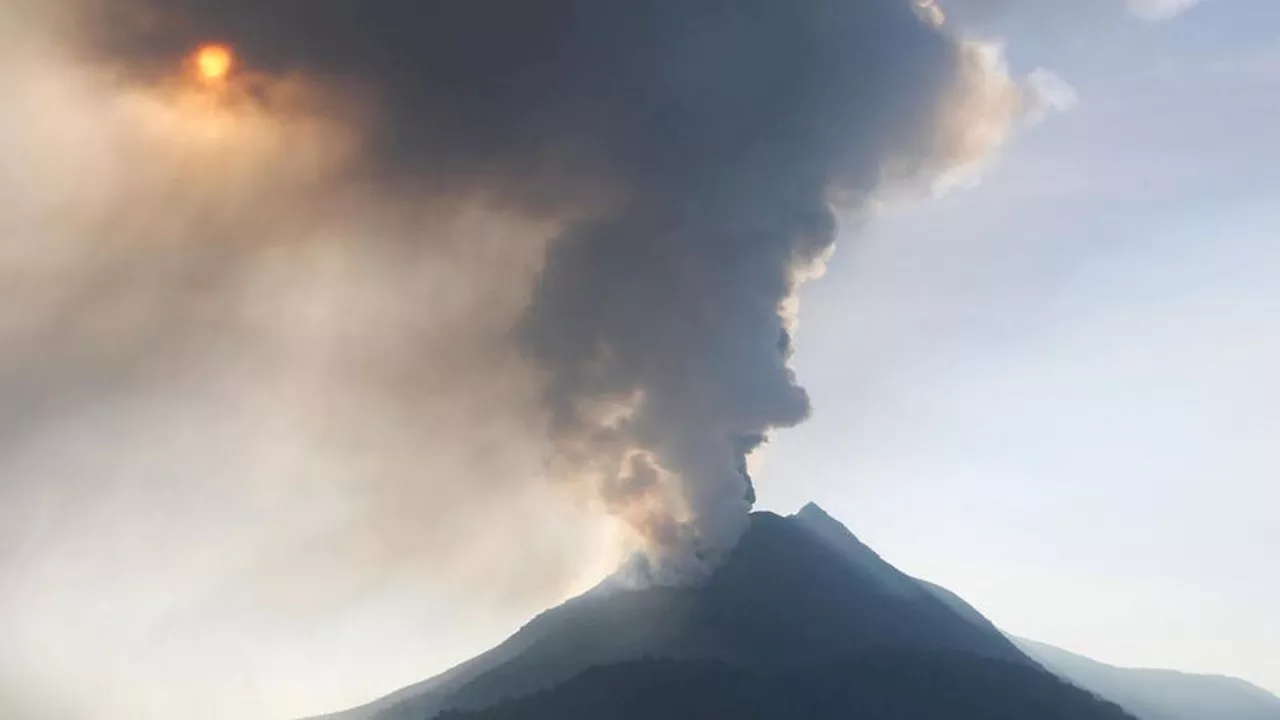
[87,0,1023,579]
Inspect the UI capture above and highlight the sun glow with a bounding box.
[194,44,234,83]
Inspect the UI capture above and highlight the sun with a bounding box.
[193,44,235,83]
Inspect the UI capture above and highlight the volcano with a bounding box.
[314,505,1140,720]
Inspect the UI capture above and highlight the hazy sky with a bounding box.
[1,1,1276,718]
[759,0,1280,695]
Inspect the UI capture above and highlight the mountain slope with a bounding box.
[789,502,1280,720]
[321,510,1032,719]
[1014,638,1280,720]
[437,653,1135,720]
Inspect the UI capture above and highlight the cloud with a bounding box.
[938,0,1209,24]
[1127,0,1206,21]
[1025,68,1080,122]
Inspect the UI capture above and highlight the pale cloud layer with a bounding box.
[1128,0,1206,21]
[940,0,1209,24]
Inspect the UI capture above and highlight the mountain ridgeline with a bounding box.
[316,505,1279,720]
[1013,638,1280,720]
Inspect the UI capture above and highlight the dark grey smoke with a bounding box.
[84,0,999,576]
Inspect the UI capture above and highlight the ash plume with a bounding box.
[72,0,1026,576]
[0,1,1039,715]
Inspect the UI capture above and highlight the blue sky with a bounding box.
[758,0,1280,693]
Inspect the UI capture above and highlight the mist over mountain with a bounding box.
[1013,638,1280,720]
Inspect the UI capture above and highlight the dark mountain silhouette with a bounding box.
[436,653,1134,720]
[318,509,1117,720]
[790,503,1280,720]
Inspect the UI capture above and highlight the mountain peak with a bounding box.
[787,501,916,590]
[793,502,867,542]
[796,501,836,522]
[791,502,862,543]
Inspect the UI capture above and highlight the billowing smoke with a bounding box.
[64,0,1025,575]
[0,1,1032,715]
